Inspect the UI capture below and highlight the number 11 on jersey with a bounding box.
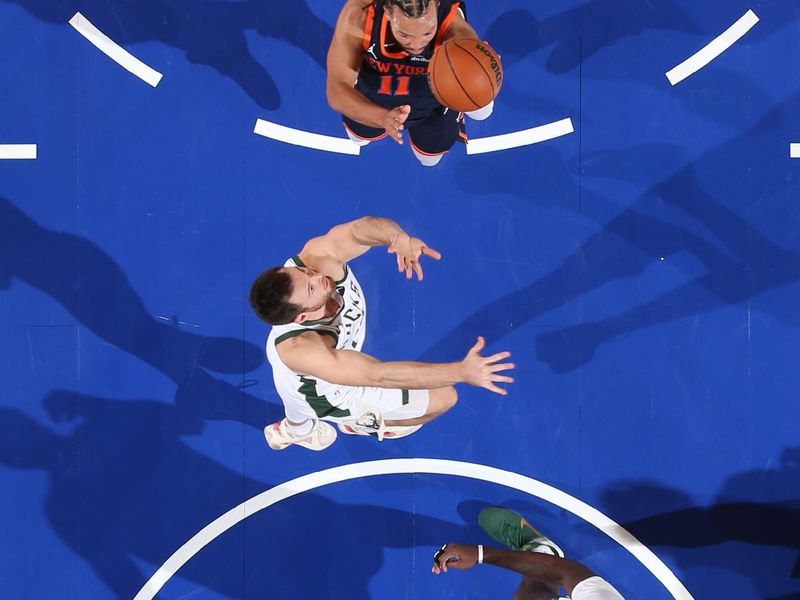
[377,75,410,96]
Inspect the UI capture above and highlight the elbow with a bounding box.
[353,215,376,228]
[326,82,346,114]
[325,87,337,112]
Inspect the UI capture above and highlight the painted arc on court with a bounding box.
[134,459,694,600]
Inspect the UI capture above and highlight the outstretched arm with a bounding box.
[300,216,441,280]
[431,543,595,596]
[279,334,514,395]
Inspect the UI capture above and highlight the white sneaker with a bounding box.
[384,424,423,439]
[338,421,422,440]
[338,409,386,440]
[466,100,494,121]
[263,418,337,451]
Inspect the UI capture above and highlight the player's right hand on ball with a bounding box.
[383,105,411,144]
[460,336,514,395]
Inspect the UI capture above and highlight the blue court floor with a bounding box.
[1,1,799,599]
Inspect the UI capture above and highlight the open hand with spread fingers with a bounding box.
[388,232,442,281]
[460,336,514,394]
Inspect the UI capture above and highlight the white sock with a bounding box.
[528,538,565,558]
[466,100,494,121]
[411,146,444,167]
[287,419,313,437]
[345,129,371,147]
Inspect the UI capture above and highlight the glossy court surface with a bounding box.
[1,1,798,599]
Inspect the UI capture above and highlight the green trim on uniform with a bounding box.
[298,376,351,418]
[335,264,349,285]
[402,389,409,405]
[274,329,338,346]
[291,255,347,285]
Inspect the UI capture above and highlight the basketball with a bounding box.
[428,39,503,112]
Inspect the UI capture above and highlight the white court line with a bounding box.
[134,459,694,600]
[466,118,574,155]
[253,119,361,155]
[0,144,37,159]
[69,12,162,87]
[791,144,800,158]
[666,10,758,86]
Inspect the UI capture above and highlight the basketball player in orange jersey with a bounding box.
[327,0,494,166]
[249,216,514,451]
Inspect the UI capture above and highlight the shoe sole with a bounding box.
[383,424,422,439]
[263,426,291,450]
[338,423,376,436]
[263,426,336,451]
[338,423,421,439]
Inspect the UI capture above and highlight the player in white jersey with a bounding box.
[249,216,514,451]
[432,508,625,600]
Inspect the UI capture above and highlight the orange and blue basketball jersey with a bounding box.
[357,0,466,124]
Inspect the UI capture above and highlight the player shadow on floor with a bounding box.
[599,447,800,600]
[421,91,800,373]
[3,0,333,110]
[484,0,699,74]
[0,196,278,430]
[484,2,787,129]
[486,0,800,75]
[0,392,472,599]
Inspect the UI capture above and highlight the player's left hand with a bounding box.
[388,232,441,280]
[431,543,477,574]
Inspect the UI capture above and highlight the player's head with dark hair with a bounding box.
[381,0,439,55]
[249,267,303,325]
[250,266,335,325]
[380,0,435,19]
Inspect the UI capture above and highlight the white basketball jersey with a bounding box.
[266,256,367,419]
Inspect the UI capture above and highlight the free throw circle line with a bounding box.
[0,144,37,159]
[253,119,362,155]
[665,9,759,86]
[134,459,693,600]
[466,118,574,155]
[69,12,163,87]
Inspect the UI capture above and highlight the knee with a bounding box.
[431,386,457,413]
[411,146,444,167]
[444,386,458,409]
